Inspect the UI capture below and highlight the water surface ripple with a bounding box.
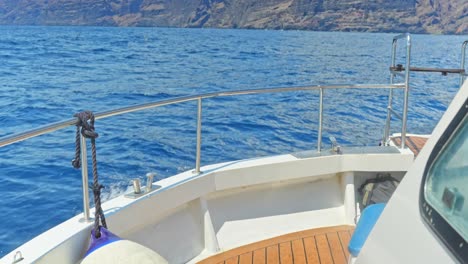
[0,26,464,257]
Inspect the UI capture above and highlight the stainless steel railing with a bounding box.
[0,84,403,149]
[0,83,404,221]
[383,34,468,147]
[461,40,468,87]
[2,33,467,221]
[384,33,411,148]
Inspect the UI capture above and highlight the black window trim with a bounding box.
[419,97,468,264]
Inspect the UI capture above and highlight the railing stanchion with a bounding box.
[317,88,323,152]
[461,41,468,87]
[80,134,91,221]
[195,98,202,174]
[401,34,412,150]
[383,39,398,145]
[383,89,393,145]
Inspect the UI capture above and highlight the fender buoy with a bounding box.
[81,228,168,264]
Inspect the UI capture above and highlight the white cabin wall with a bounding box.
[356,81,468,264]
[355,151,458,263]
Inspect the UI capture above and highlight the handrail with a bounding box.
[461,40,468,87]
[0,83,405,221]
[0,83,403,148]
[317,88,324,152]
[390,66,465,75]
[384,36,467,147]
[402,34,412,150]
[79,135,91,221]
[0,82,404,221]
[384,33,411,148]
[194,98,202,174]
[393,33,410,40]
[1,33,465,223]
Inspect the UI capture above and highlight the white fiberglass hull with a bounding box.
[1,147,413,264]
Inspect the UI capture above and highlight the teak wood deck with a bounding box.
[198,225,354,264]
[391,135,428,157]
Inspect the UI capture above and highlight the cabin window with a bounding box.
[425,115,468,240]
[421,100,467,262]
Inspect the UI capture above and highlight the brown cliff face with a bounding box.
[416,0,468,34]
[0,0,466,34]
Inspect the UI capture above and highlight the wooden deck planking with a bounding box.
[315,234,334,264]
[291,239,307,264]
[225,256,239,264]
[198,225,354,264]
[391,135,428,157]
[240,252,253,264]
[267,245,280,264]
[338,231,352,260]
[327,232,347,264]
[303,237,320,264]
[279,242,293,264]
[253,248,266,264]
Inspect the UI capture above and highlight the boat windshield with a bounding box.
[425,114,468,241]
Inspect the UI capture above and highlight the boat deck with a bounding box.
[391,135,428,157]
[198,225,354,264]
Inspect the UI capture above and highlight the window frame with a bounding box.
[419,98,468,263]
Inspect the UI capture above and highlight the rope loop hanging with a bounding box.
[72,110,107,238]
[72,111,98,168]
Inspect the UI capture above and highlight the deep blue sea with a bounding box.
[0,26,465,258]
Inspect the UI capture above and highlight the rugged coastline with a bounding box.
[0,0,466,34]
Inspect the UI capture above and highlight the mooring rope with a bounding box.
[72,111,107,238]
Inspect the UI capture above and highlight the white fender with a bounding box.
[81,239,168,264]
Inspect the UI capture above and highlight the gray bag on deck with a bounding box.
[358,173,400,208]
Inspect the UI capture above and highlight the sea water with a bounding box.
[0,26,464,257]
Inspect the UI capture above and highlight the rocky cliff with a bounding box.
[0,0,466,34]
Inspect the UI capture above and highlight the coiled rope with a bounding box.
[72,111,107,238]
